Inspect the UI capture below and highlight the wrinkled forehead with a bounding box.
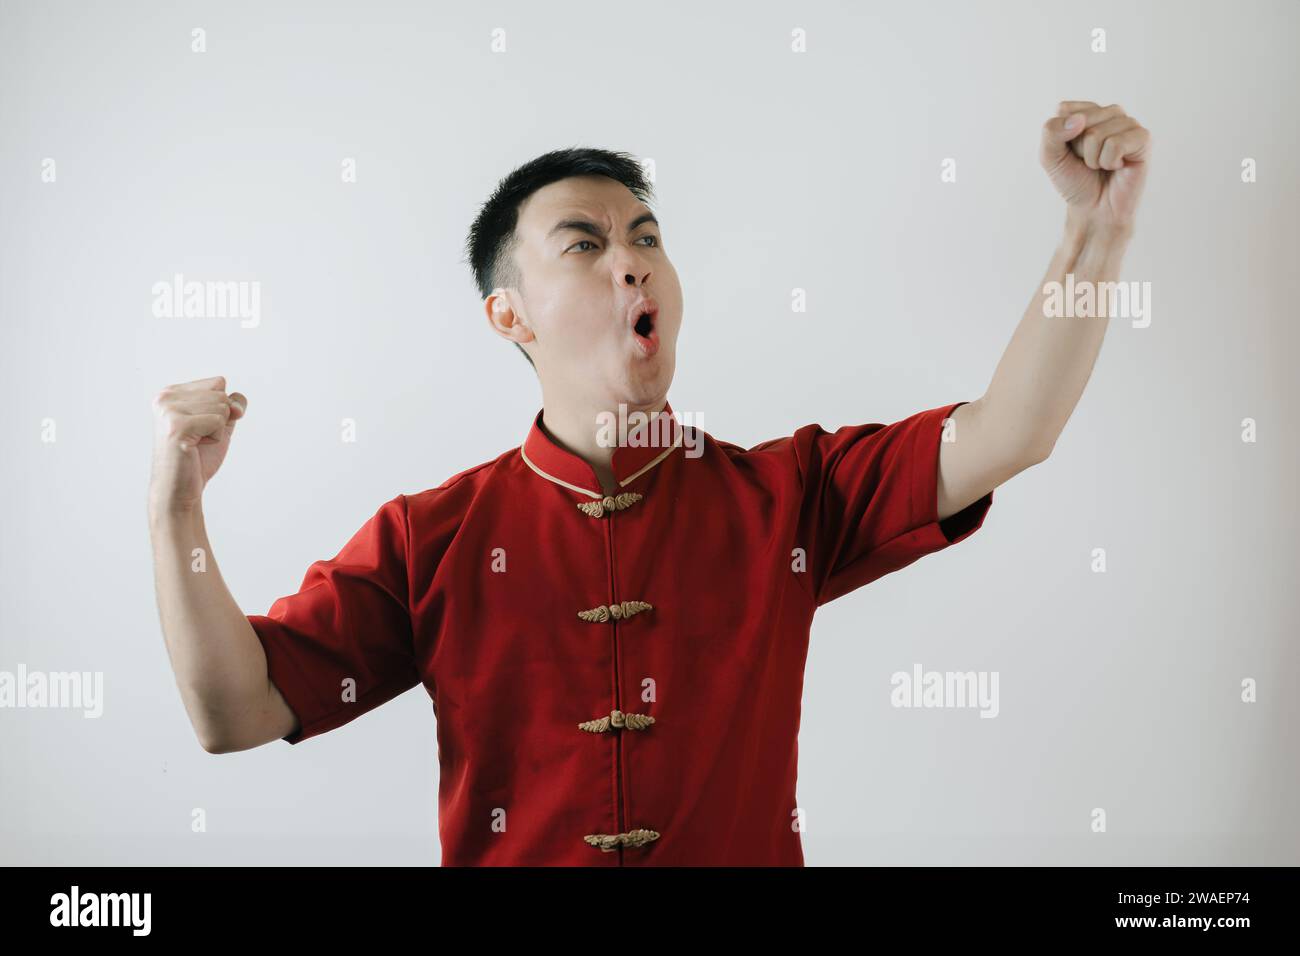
[516,176,650,241]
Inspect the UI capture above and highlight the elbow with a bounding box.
[1018,428,1058,467]
[196,718,240,754]
[199,732,233,755]
[1024,438,1055,467]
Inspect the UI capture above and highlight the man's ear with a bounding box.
[484,288,535,345]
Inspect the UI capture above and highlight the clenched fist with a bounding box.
[150,375,247,515]
[1040,101,1152,232]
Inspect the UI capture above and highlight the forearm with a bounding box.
[981,211,1133,459]
[149,502,274,750]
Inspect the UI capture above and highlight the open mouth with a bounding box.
[626,299,661,357]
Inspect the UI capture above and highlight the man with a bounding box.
[149,102,1151,865]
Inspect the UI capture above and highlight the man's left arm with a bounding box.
[938,100,1153,520]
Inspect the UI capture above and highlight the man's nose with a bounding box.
[612,246,651,288]
[619,268,651,288]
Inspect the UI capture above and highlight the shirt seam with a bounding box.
[788,434,821,608]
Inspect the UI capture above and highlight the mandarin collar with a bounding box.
[520,400,683,499]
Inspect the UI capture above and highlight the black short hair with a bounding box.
[464,147,656,369]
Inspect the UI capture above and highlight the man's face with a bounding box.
[490,175,682,410]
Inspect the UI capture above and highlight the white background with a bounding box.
[1,0,1296,865]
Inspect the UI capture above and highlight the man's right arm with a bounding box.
[150,505,299,753]
[148,375,297,753]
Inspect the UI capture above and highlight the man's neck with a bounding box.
[539,394,668,495]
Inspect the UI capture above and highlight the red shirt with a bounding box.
[248,400,993,865]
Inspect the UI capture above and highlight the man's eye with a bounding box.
[567,236,658,253]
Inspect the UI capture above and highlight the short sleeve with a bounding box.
[792,401,993,606]
[247,494,421,744]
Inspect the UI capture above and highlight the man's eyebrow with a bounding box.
[547,212,660,240]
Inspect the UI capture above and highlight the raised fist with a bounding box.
[149,375,247,514]
[1040,101,1152,232]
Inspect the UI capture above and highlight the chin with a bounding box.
[629,363,674,400]
[608,375,669,410]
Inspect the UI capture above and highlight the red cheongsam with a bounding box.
[247,400,994,865]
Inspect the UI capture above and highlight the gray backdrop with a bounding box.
[2,0,1296,865]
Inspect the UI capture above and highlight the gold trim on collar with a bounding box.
[520,419,684,498]
[519,443,603,499]
[617,427,683,487]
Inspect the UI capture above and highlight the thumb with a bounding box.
[227,392,248,422]
[1040,112,1086,171]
